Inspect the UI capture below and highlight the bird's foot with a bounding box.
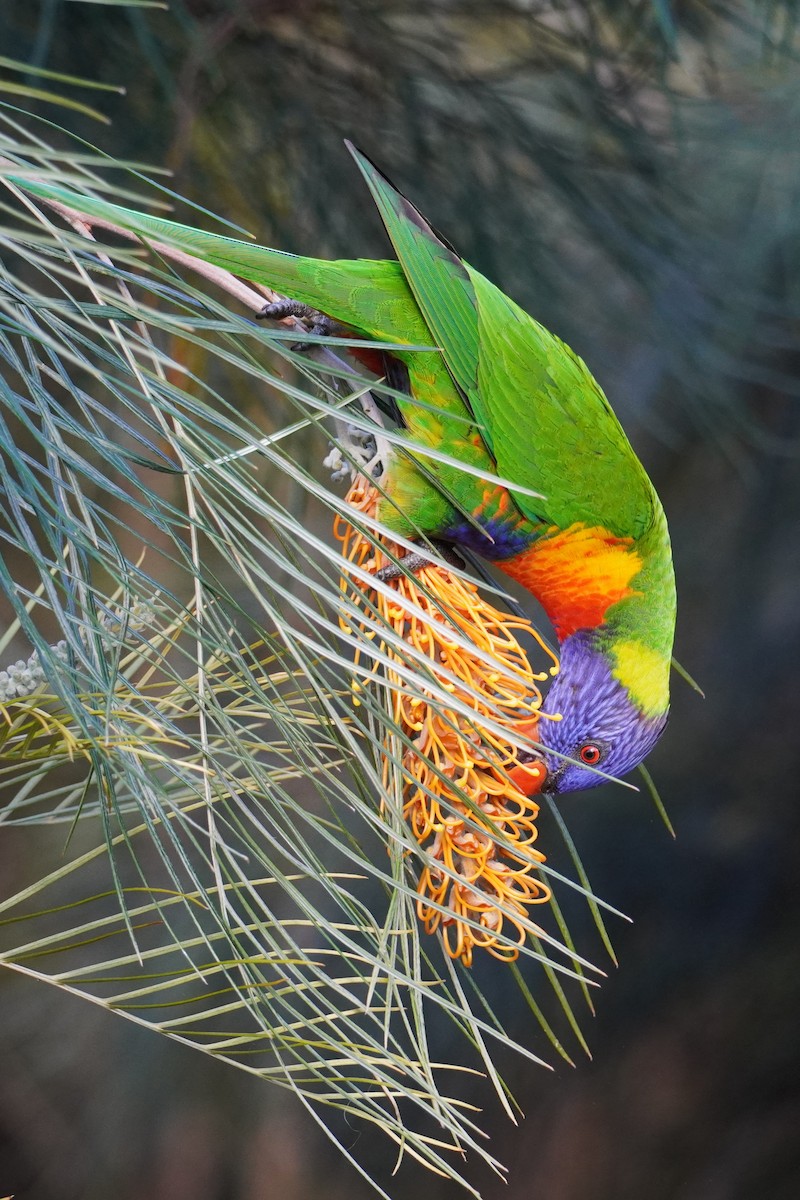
[324,426,384,483]
[374,541,465,583]
[257,298,334,350]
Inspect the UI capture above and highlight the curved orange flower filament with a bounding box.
[334,477,560,967]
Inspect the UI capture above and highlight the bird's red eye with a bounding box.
[579,743,602,765]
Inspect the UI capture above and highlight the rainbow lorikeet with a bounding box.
[12,144,677,793]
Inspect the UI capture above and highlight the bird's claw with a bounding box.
[257,298,333,351]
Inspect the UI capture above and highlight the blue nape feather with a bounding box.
[538,630,667,794]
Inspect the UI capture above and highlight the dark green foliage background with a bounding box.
[1,2,799,1198]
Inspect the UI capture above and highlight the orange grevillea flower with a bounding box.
[334,477,561,967]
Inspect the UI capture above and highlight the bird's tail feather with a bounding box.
[10,175,423,343]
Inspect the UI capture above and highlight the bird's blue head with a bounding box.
[537,630,668,794]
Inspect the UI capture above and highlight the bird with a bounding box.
[12,143,677,793]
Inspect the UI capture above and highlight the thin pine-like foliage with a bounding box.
[3,1,797,1188]
[0,60,621,1195]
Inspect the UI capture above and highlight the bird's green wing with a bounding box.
[345,145,484,421]
[347,143,657,539]
[468,274,657,537]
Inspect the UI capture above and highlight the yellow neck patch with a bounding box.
[610,639,670,716]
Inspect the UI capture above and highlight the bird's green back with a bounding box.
[346,143,658,541]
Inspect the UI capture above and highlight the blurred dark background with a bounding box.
[2,2,800,1198]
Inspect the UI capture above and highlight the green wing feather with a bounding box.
[346,143,658,540]
[469,277,657,537]
[345,143,484,427]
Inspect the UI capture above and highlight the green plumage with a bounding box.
[10,147,678,768]
[13,154,658,533]
[7,145,681,792]
[349,145,658,540]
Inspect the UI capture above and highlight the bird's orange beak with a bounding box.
[506,759,547,796]
[506,716,547,796]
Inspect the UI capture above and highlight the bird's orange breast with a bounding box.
[497,523,642,640]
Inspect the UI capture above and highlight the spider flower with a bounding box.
[335,477,561,967]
